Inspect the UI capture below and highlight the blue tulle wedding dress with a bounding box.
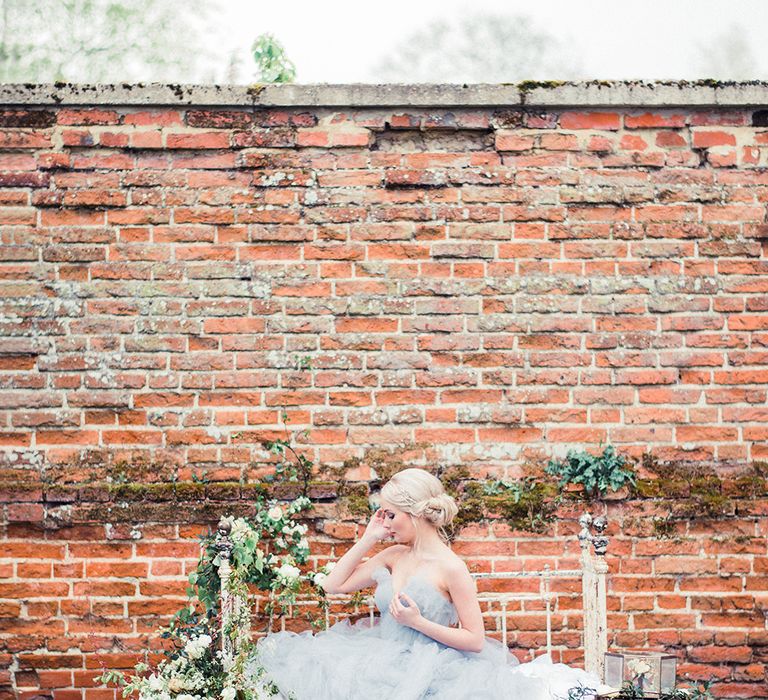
[251,566,603,699]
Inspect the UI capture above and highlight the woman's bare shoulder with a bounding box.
[382,543,410,567]
[439,551,472,579]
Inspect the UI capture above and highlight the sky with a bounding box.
[206,0,768,84]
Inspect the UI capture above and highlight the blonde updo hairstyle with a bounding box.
[380,468,458,536]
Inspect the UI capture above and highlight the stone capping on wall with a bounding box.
[2,80,768,107]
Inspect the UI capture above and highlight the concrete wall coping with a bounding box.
[2,81,768,108]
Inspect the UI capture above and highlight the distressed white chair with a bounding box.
[217,512,609,679]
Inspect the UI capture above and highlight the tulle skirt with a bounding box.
[252,615,603,700]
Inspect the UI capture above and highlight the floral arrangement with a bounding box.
[565,676,714,700]
[625,658,653,693]
[99,365,339,699]
[193,497,313,616]
[100,493,322,700]
[608,680,714,700]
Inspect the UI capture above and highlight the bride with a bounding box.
[252,468,606,699]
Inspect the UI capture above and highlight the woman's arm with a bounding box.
[320,509,401,594]
[408,615,484,654]
[390,561,485,653]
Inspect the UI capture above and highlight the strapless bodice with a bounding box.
[372,566,459,627]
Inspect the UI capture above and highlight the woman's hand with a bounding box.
[389,592,422,629]
[362,508,390,544]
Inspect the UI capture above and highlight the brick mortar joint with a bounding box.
[3,81,768,107]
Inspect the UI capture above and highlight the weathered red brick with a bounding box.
[560,111,621,130]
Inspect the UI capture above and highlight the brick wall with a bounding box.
[0,83,767,698]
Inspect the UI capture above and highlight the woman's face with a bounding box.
[379,500,417,544]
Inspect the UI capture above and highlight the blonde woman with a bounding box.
[254,468,605,699]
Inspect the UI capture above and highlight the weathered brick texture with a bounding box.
[1,85,767,698]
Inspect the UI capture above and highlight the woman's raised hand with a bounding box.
[362,508,390,543]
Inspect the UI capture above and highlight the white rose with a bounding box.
[183,634,211,660]
[324,561,336,572]
[627,658,652,677]
[298,538,309,551]
[221,687,237,700]
[147,675,164,692]
[313,572,327,587]
[277,563,300,580]
[268,505,283,520]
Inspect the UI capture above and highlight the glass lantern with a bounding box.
[604,651,677,697]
